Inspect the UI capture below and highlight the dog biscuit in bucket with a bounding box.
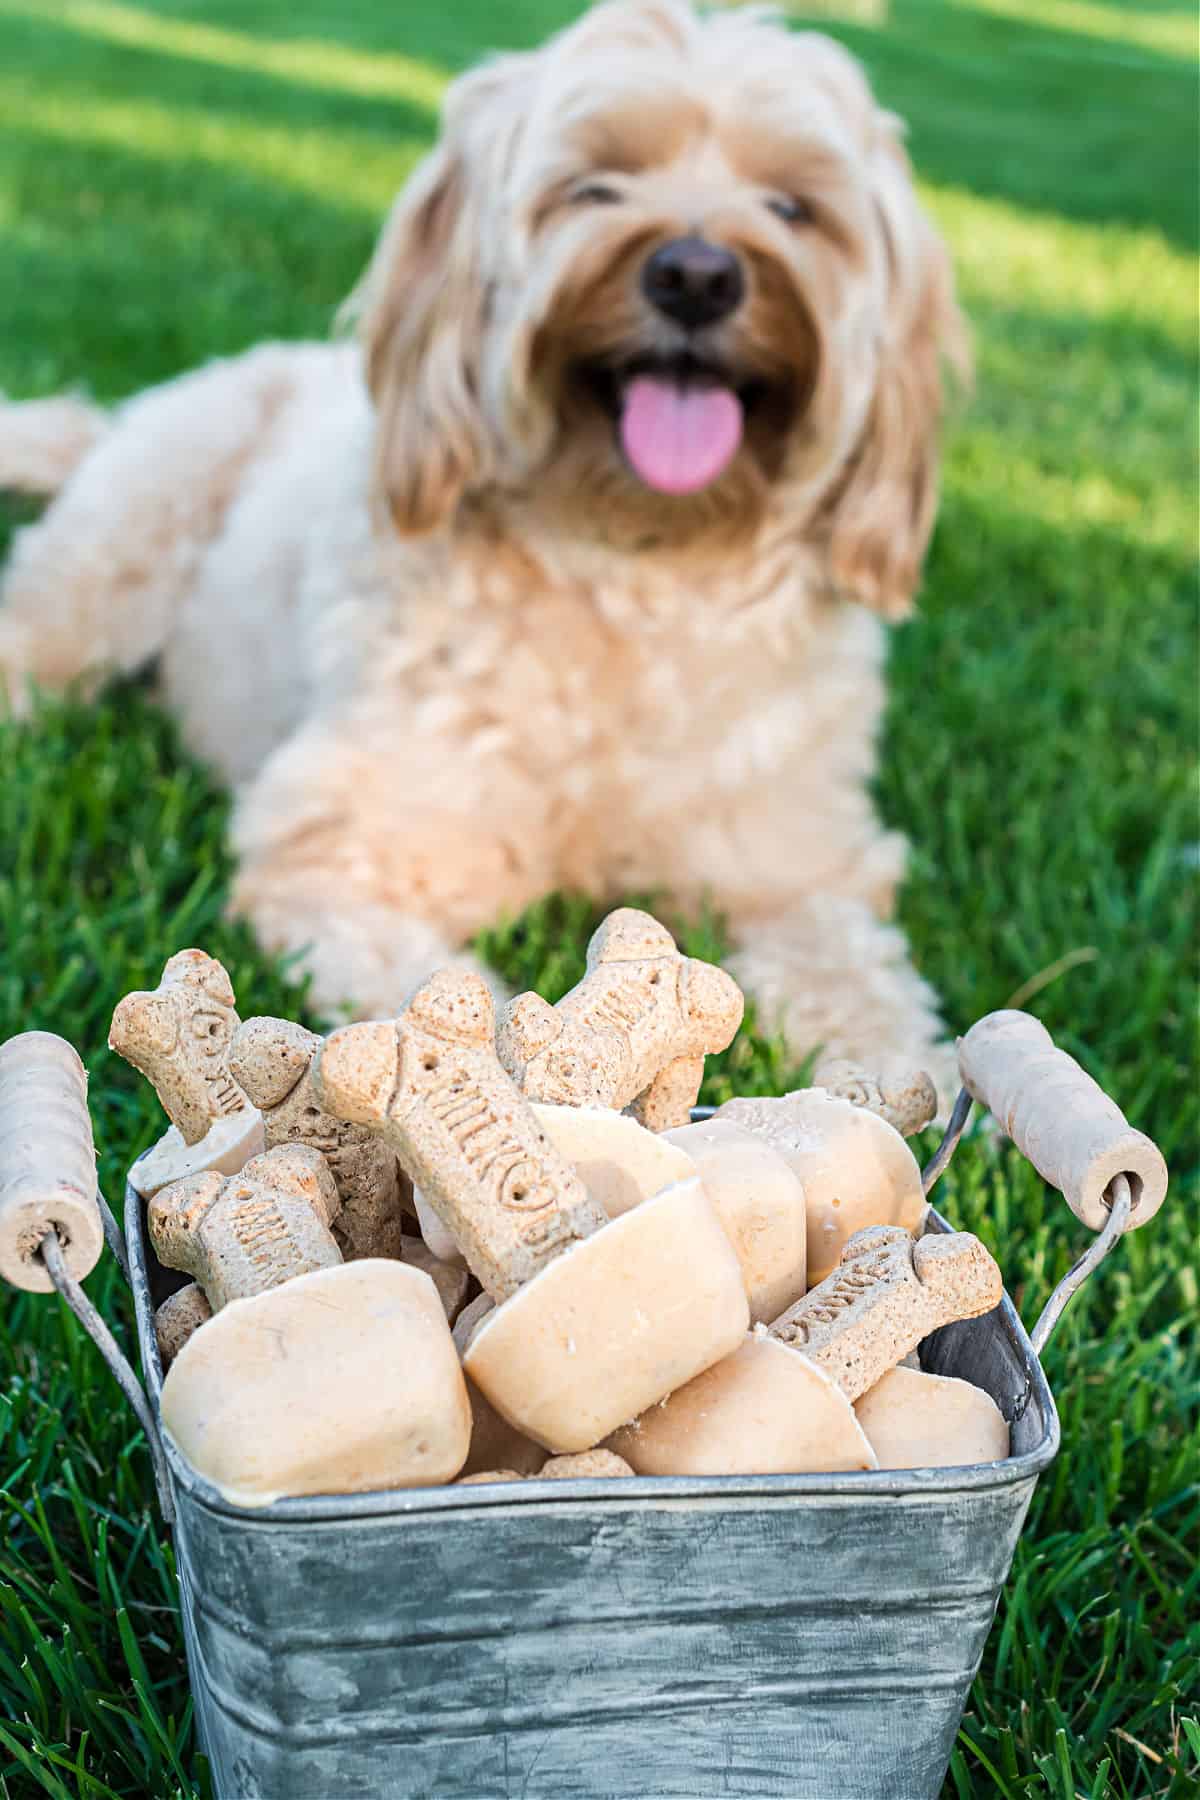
[812,1055,938,1137]
[313,970,606,1301]
[148,1143,342,1311]
[109,950,252,1147]
[154,1282,212,1371]
[769,1224,1003,1400]
[497,908,743,1130]
[230,1015,407,1261]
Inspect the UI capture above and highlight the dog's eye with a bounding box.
[767,194,815,226]
[572,181,622,206]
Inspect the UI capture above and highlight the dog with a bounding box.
[0,0,967,1095]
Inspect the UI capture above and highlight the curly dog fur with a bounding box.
[0,0,968,1095]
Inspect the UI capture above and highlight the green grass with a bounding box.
[0,0,1196,1794]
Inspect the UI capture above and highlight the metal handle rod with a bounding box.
[97,1188,131,1284]
[1029,1173,1132,1356]
[38,1229,175,1524]
[921,1087,974,1195]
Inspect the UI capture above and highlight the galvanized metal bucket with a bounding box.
[22,1076,1140,1800]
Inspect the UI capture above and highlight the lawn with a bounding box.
[0,0,1197,1795]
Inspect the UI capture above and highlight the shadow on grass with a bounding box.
[73,0,1200,249]
[0,129,389,392]
[0,3,442,138]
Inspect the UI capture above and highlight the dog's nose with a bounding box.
[641,237,745,330]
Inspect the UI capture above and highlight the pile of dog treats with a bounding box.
[109,908,1010,1507]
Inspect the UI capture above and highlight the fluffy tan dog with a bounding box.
[0,0,967,1091]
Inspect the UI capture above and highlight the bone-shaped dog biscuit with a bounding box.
[148,1143,342,1310]
[541,1450,634,1480]
[313,970,606,1301]
[109,950,251,1146]
[812,1056,938,1138]
[769,1224,1002,1400]
[230,1016,405,1261]
[497,909,744,1129]
[154,1282,213,1371]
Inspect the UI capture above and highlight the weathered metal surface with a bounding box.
[125,1177,1058,1800]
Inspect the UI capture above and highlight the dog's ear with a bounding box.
[350,135,489,536]
[348,53,537,536]
[820,123,970,619]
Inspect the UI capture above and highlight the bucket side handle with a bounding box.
[922,1009,1168,1356]
[0,1032,174,1522]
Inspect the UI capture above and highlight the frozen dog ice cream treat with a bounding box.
[128,1111,265,1200]
[812,1056,938,1138]
[958,1009,1168,1231]
[663,1118,807,1321]
[230,1016,406,1261]
[462,1174,749,1454]
[540,1449,634,1479]
[610,1337,876,1477]
[154,1282,212,1371]
[401,1233,470,1323]
[855,1365,1010,1469]
[453,1294,548,1478]
[497,909,743,1130]
[769,1224,1002,1401]
[531,1104,696,1219]
[148,1143,342,1311]
[413,1187,466,1267]
[160,1259,471,1505]
[314,971,606,1301]
[316,977,749,1454]
[109,950,252,1146]
[715,1088,925,1285]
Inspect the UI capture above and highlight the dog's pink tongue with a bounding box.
[619,376,743,495]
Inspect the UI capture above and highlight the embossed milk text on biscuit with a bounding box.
[313,971,606,1301]
[230,1015,405,1261]
[148,1143,342,1311]
[497,908,744,1130]
[769,1224,1003,1401]
[109,949,252,1145]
